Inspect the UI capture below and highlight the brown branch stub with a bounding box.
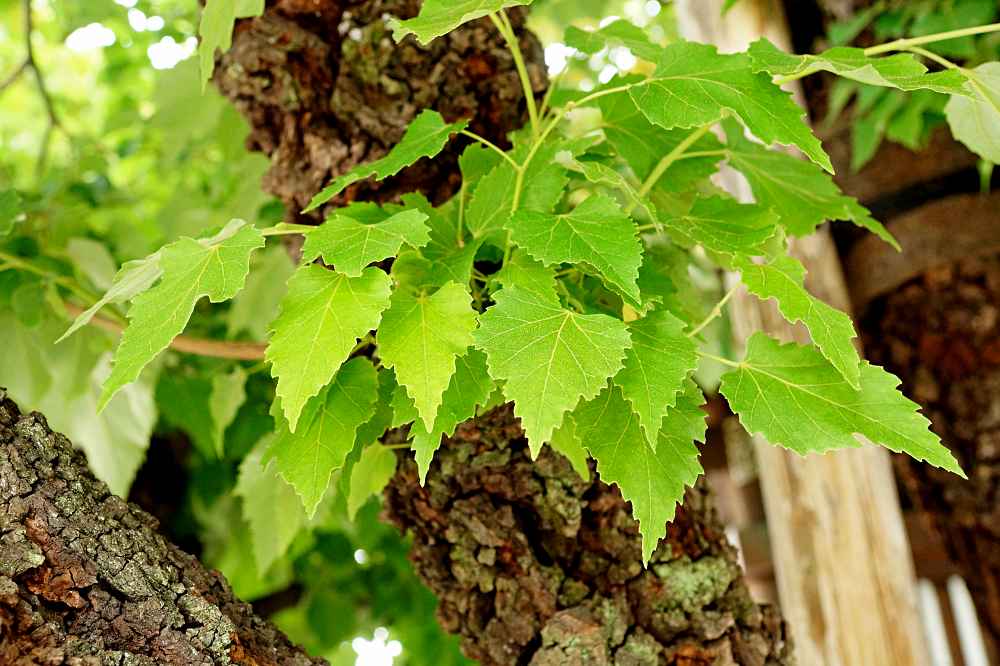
[0,391,325,665]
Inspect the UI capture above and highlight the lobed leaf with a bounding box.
[302,209,431,277]
[945,63,1000,163]
[388,0,532,45]
[267,265,391,432]
[473,286,631,452]
[199,0,264,89]
[346,443,398,519]
[720,333,964,476]
[663,196,778,257]
[564,19,661,62]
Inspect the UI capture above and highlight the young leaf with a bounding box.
[235,437,306,574]
[301,209,431,277]
[613,310,697,447]
[723,122,897,246]
[507,193,642,304]
[473,286,631,453]
[564,19,660,62]
[388,0,532,45]
[664,196,778,257]
[199,0,264,89]
[945,63,1000,163]
[346,443,398,520]
[736,255,861,388]
[209,366,247,457]
[630,42,832,172]
[574,382,705,563]
[266,357,379,516]
[377,282,477,430]
[398,349,495,481]
[720,333,964,476]
[99,221,264,408]
[547,417,590,480]
[748,38,970,94]
[304,110,468,211]
[267,265,391,432]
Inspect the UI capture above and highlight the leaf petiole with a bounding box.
[864,21,1000,56]
[489,11,540,137]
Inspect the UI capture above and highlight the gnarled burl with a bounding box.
[0,392,325,665]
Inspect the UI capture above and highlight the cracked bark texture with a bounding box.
[214,0,546,221]
[0,392,326,666]
[384,406,792,666]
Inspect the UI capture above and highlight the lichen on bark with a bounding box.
[384,406,792,666]
[0,391,325,665]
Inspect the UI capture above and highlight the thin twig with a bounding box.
[22,0,64,177]
[0,59,28,95]
[63,302,268,361]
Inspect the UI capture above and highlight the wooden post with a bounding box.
[674,2,929,664]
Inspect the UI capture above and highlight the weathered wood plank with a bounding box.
[674,2,929,664]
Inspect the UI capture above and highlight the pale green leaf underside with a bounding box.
[508,193,642,304]
[267,265,391,432]
[548,417,591,480]
[209,367,247,457]
[945,63,1000,163]
[748,38,971,95]
[199,0,264,89]
[235,437,306,574]
[305,110,468,211]
[613,310,697,447]
[388,0,532,45]
[575,382,705,563]
[473,286,631,452]
[377,281,477,430]
[346,443,398,519]
[737,255,861,388]
[100,221,264,409]
[301,209,430,277]
[266,357,379,516]
[720,334,964,476]
[629,41,832,173]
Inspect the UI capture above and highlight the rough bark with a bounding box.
[214,0,546,221]
[0,391,326,666]
[384,406,792,666]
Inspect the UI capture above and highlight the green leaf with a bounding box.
[630,42,832,172]
[301,209,431,277]
[99,221,264,408]
[473,286,631,452]
[377,282,477,430]
[574,382,705,563]
[496,248,559,305]
[946,63,1000,163]
[267,264,391,432]
[748,38,970,94]
[227,244,295,340]
[355,367,399,448]
[59,252,163,342]
[305,111,469,211]
[209,367,247,457]
[199,0,264,90]
[664,196,778,257]
[547,417,590,480]
[346,443,398,519]
[720,333,964,476]
[737,255,861,388]
[387,0,532,45]
[613,310,697,446]
[466,139,567,239]
[564,19,660,62]
[266,357,379,516]
[723,121,897,246]
[66,238,117,291]
[404,349,494,481]
[599,92,724,193]
[235,437,306,574]
[508,194,642,304]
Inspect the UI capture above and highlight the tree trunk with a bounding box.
[384,405,791,665]
[0,391,325,665]
[212,2,793,663]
